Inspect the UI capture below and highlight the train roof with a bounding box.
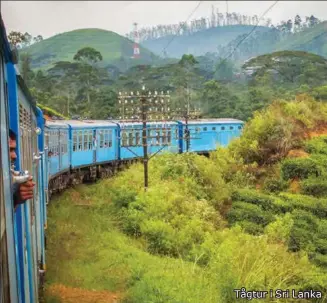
[178,118,244,125]
[115,120,178,127]
[45,120,70,128]
[63,120,117,128]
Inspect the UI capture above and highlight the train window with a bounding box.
[135,132,140,146]
[128,131,134,146]
[84,131,88,150]
[230,126,234,130]
[162,129,167,144]
[203,127,207,131]
[122,131,128,147]
[212,127,216,131]
[99,131,104,148]
[78,131,83,151]
[195,127,200,133]
[73,131,77,152]
[168,130,171,145]
[88,131,93,150]
[109,130,112,147]
[238,125,242,129]
[221,126,225,130]
[175,128,178,139]
[156,130,160,145]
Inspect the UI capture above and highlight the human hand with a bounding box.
[17,176,35,203]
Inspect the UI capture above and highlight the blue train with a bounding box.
[0,15,243,303]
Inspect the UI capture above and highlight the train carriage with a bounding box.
[0,16,19,302]
[118,121,180,160]
[178,118,244,153]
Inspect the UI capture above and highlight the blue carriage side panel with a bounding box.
[0,19,20,302]
[6,61,25,303]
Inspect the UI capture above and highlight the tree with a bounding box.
[242,51,327,85]
[7,31,25,47]
[73,47,103,66]
[214,59,235,82]
[73,47,105,105]
[294,15,302,32]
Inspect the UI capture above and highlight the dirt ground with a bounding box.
[46,284,120,303]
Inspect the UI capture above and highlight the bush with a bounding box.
[227,201,273,226]
[263,177,288,193]
[236,221,264,235]
[279,193,327,218]
[231,189,276,211]
[281,158,320,180]
[305,136,327,155]
[288,210,319,252]
[301,177,327,197]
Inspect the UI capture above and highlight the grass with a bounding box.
[45,157,327,303]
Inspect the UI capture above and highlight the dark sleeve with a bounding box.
[12,183,21,206]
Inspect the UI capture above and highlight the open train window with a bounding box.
[99,131,104,148]
[175,128,178,139]
[168,130,172,145]
[162,129,167,144]
[212,127,216,131]
[156,129,160,145]
[195,127,200,133]
[221,126,225,130]
[238,125,242,129]
[230,126,234,130]
[83,132,88,150]
[203,127,207,131]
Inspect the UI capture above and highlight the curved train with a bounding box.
[0,15,244,303]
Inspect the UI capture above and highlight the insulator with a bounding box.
[119,92,122,95]
[155,100,158,103]
[125,100,128,103]
[131,91,134,95]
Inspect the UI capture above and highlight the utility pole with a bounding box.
[118,87,171,191]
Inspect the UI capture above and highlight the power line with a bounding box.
[161,1,203,56]
[216,0,279,70]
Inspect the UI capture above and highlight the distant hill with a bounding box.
[217,21,327,64]
[274,21,327,57]
[141,25,272,58]
[21,28,158,71]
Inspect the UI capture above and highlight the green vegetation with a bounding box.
[21,28,158,71]
[46,96,327,302]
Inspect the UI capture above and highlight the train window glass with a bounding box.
[156,130,160,145]
[175,128,178,139]
[106,130,110,148]
[212,127,216,131]
[88,131,93,150]
[84,131,88,150]
[99,131,104,148]
[238,125,242,129]
[230,126,234,130]
[73,131,77,152]
[122,131,127,147]
[135,132,140,146]
[78,131,83,151]
[195,127,200,133]
[128,131,133,146]
[221,126,225,130]
[168,130,171,145]
[109,130,112,147]
[162,129,167,144]
[203,127,207,131]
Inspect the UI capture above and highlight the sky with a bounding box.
[2,1,327,39]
